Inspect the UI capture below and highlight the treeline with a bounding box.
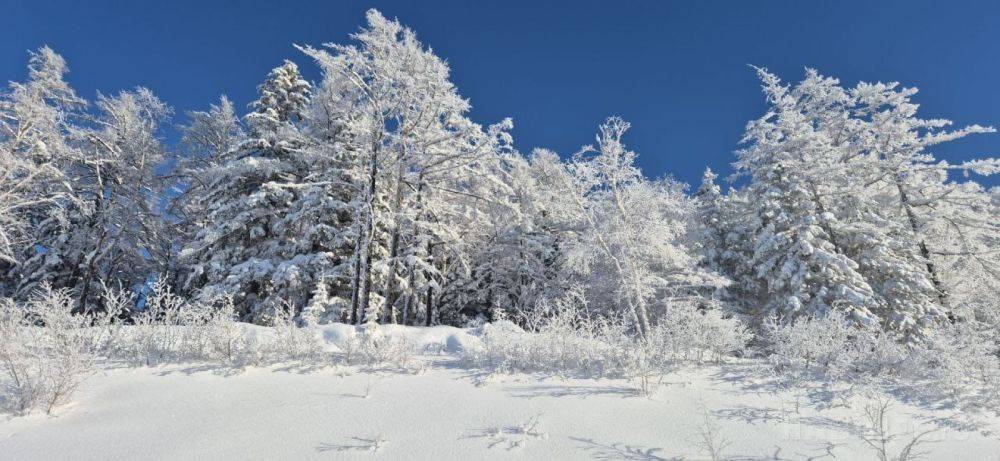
[1,10,996,342]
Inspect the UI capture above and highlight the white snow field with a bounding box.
[2,325,999,460]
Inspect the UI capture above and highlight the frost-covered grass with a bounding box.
[460,302,750,397]
[5,285,998,420]
[759,311,1000,414]
[2,285,999,461]
[463,302,750,377]
[2,346,998,460]
[0,285,427,415]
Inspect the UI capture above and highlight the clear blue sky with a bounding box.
[3,0,998,188]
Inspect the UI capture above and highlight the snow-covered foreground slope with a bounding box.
[1,326,999,460]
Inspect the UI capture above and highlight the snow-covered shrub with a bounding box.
[116,280,191,366]
[463,311,631,378]
[0,286,95,415]
[623,336,663,397]
[630,303,748,395]
[909,319,1000,403]
[465,306,722,396]
[91,284,327,369]
[270,304,324,362]
[763,310,857,378]
[465,297,748,381]
[341,322,415,368]
[651,302,751,363]
[200,298,254,366]
[0,307,44,413]
[758,302,1000,412]
[853,328,908,378]
[87,284,132,357]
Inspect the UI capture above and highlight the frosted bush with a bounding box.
[120,281,192,366]
[910,320,1000,403]
[651,302,751,363]
[202,299,254,365]
[342,322,415,368]
[763,310,856,378]
[0,302,47,414]
[0,285,95,415]
[464,297,749,381]
[270,304,324,362]
[463,311,632,378]
[464,305,715,396]
[89,284,328,369]
[853,329,908,377]
[86,283,132,357]
[759,304,1000,411]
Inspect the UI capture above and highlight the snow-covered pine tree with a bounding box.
[733,69,881,325]
[181,61,334,322]
[301,278,329,325]
[758,69,964,338]
[694,168,751,310]
[743,164,881,324]
[168,96,247,289]
[174,96,246,236]
[694,169,731,283]
[713,68,1000,339]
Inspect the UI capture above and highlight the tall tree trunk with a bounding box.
[77,206,108,314]
[358,133,381,323]
[402,272,414,325]
[424,239,434,327]
[425,284,434,327]
[809,185,844,254]
[349,241,362,325]
[405,174,426,327]
[381,160,407,324]
[359,231,375,323]
[382,230,401,324]
[895,176,949,309]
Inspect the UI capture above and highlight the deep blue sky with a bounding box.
[3,0,998,188]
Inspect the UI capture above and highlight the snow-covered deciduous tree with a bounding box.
[11,82,171,311]
[0,48,85,287]
[849,80,998,324]
[299,9,514,326]
[536,117,724,336]
[451,151,572,325]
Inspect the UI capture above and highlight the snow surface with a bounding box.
[2,325,999,460]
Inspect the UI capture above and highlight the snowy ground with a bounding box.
[2,326,999,460]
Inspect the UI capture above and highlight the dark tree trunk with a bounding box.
[895,179,948,308]
[358,134,381,322]
[425,238,434,327]
[382,229,401,324]
[349,248,361,325]
[425,284,434,327]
